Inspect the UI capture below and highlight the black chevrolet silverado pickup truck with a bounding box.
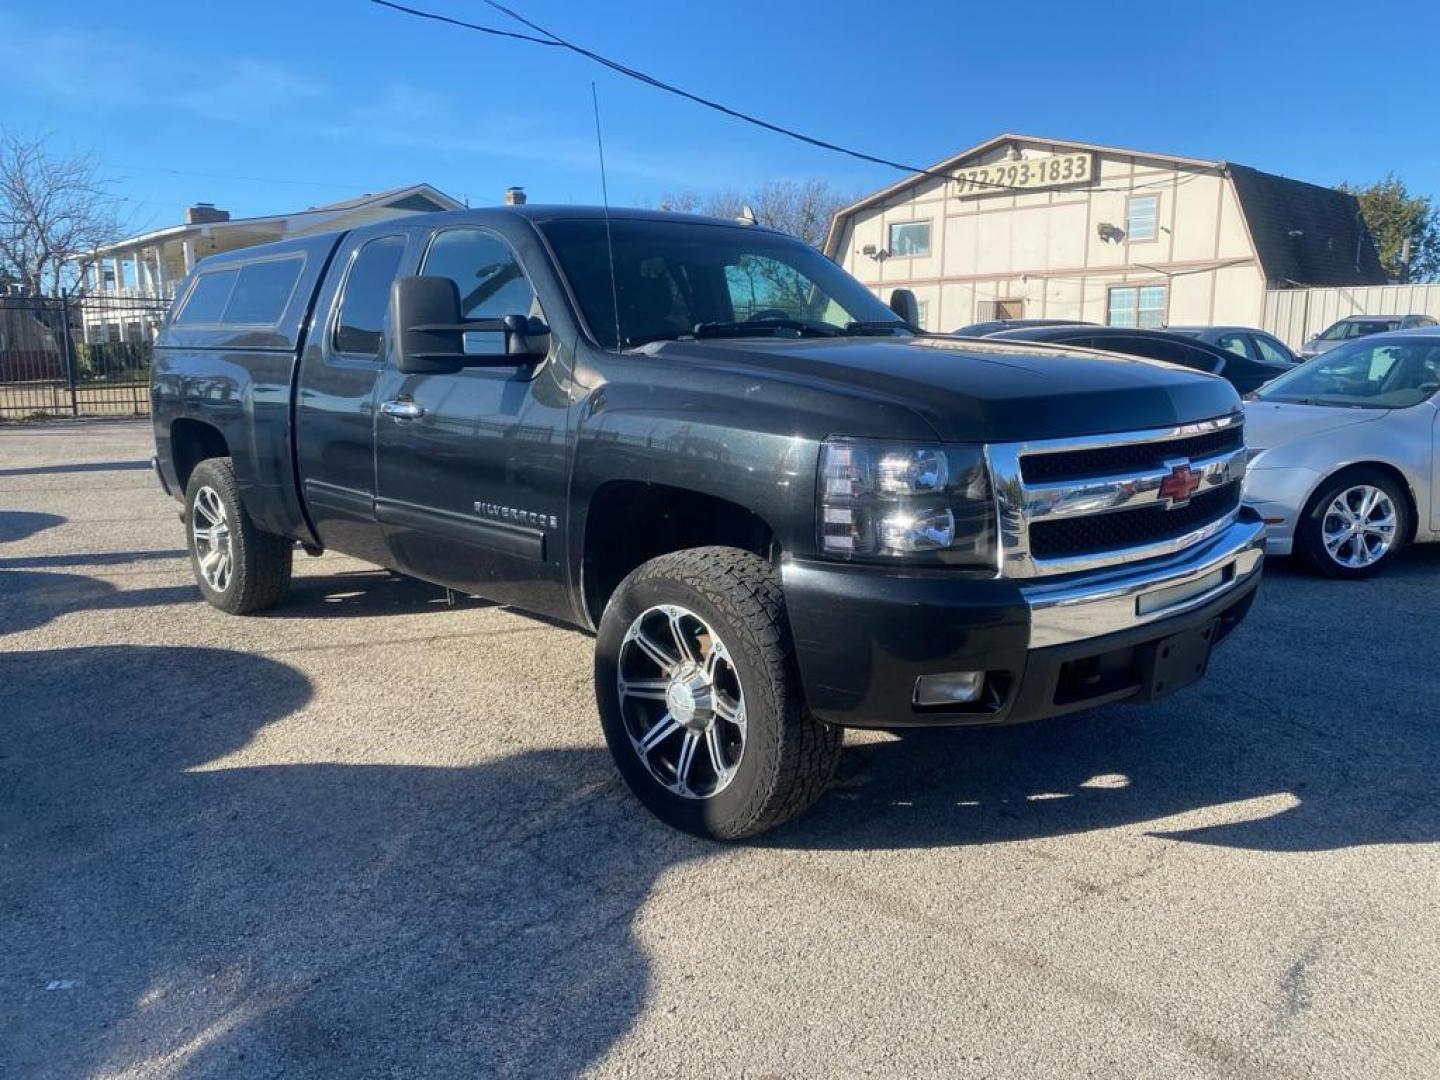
[151,206,1264,838]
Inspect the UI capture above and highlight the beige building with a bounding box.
[826,134,1385,334]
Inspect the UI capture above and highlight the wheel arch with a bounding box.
[1298,460,1420,546]
[580,480,779,629]
[169,418,230,493]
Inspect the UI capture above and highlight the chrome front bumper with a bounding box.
[1021,515,1265,648]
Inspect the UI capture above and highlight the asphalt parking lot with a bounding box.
[3,419,1438,1079]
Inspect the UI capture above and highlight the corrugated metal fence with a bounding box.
[1262,283,1440,348]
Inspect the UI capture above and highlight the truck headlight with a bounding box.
[819,439,994,564]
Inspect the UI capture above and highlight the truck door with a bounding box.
[294,232,412,566]
[372,225,573,618]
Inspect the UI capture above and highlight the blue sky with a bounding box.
[2,0,1437,236]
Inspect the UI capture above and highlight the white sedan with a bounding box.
[1242,329,1439,578]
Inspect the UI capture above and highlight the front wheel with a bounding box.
[1295,467,1410,579]
[185,457,294,614]
[594,547,841,839]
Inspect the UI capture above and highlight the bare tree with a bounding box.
[0,130,121,295]
[658,179,858,249]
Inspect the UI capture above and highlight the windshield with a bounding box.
[1318,319,1398,341]
[1255,336,1440,408]
[539,217,906,349]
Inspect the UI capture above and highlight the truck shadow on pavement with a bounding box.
[0,510,66,544]
[0,459,151,478]
[5,559,1437,1075]
[2,644,687,1079]
[262,566,497,618]
[0,569,198,635]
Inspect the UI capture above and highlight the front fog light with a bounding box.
[914,671,985,706]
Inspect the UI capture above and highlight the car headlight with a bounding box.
[818,438,994,564]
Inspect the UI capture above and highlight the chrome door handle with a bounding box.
[381,399,425,420]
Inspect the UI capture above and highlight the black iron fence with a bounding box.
[0,292,171,419]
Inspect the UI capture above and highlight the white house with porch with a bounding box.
[73,183,462,342]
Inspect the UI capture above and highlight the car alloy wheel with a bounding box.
[616,603,747,799]
[1321,484,1398,570]
[191,484,234,592]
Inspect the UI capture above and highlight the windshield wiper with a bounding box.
[1265,396,1369,409]
[843,320,912,336]
[620,330,687,348]
[693,318,842,340]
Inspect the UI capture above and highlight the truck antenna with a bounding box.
[591,81,622,351]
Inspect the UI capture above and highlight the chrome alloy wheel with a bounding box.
[1321,484,1398,569]
[191,485,234,592]
[617,604,747,800]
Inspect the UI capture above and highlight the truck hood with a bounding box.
[1242,399,1384,449]
[646,335,1241,442]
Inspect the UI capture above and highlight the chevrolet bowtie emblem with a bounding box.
[1158,462,1203,508]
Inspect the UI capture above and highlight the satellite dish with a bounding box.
[736,205,758,226]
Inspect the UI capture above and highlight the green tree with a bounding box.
[1338,173,1440,282]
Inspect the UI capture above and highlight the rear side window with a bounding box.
[222,258,303,324]
[1252,335,1292,366]
[1106,335,1223,374]
[175,269,238,324]
[334,235,406,356]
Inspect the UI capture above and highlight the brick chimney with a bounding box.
[185,203,231,225]
[504,186,526,206]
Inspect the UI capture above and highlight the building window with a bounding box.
[888,221,931,258]
[978,298,1024,322]
[915,299,930,329]
[1108,285,1166,328]
[1126,195,1159,241]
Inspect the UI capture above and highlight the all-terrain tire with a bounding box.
[595,546,842,839]
[184,457,293,614]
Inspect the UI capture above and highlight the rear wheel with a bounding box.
[1296,467,1409,579]
[185,457,293,614]
[595,547,841,839]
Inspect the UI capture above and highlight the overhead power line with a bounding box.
[369,0,561,46]
[371,0,1223,201]
[370,0,984,189]
[111,163,381,191]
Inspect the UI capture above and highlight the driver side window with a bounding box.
[421,228,539,354]
[1215,333,1251,360]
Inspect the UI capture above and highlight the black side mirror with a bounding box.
[888,287,920,328]
[390,276,549,374]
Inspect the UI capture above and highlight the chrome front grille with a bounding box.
[1019,425,1244,484]
[987,414,1247,579]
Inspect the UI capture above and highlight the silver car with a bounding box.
[1243,329,1440,577]
[1298,313,1436,360]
